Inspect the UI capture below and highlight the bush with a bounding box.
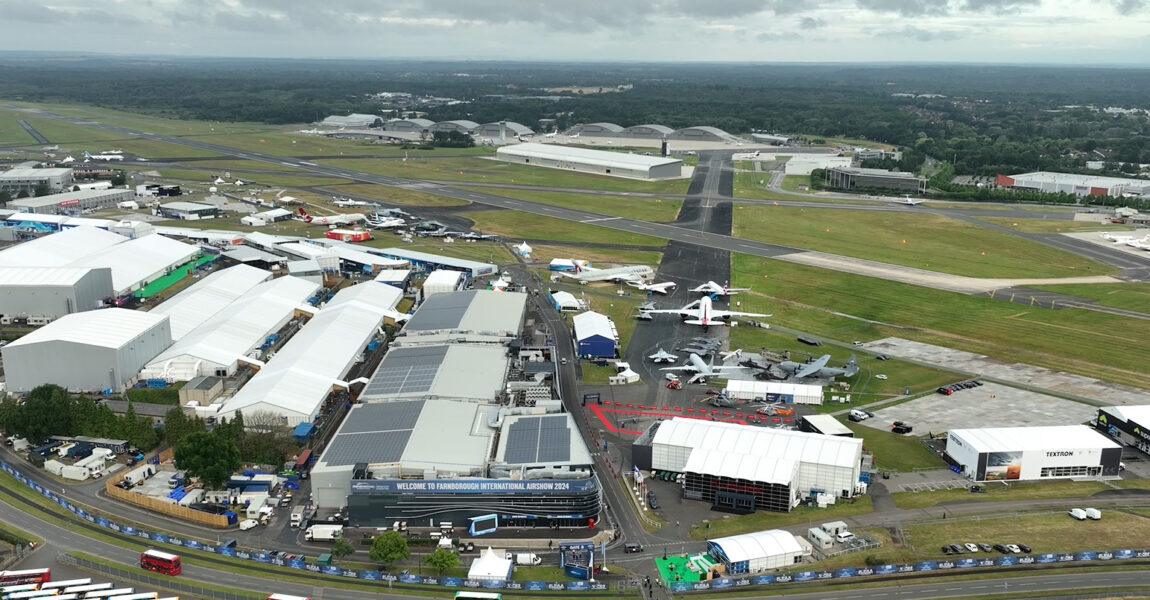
[125,387,181,405]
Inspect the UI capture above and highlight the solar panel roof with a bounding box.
[319,402,427,466]
[503,415,571,464]
[361,346,449,397]
[402,291,474,331]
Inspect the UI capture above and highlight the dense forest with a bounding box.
[1,55,1148,176]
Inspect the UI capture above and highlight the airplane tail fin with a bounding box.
[844,354,859,377]
[297,208,312,222]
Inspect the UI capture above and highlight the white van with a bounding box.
[1068,508,1087,520]
[835,531,855,543]
[1084,508,1102,520]
[848,409,870,422]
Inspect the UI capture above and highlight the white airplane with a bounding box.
[1102,232,1140,244]
[627,280,677,295]
[570,133,580,139]
[82,151,124,162]
[332,196,375,207]
[642,296,770,328]
[899,195,925,206]
[297,208,366,226]
[691,281,749,296]
[647,348,679,364]
[544,131,558,138]
[59,155,75,164]
[661,353,749,384]
[1125,235,1150,249]
[560,264,654,285]
[365,216,406,229]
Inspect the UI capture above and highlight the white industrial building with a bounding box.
[0,226,126,268]
[999,171,1150,198]
[214,283,399,425]
[725,381,823,404]
[0,267,114,321]
[422,269,465,297]
[9,188,135,214]
[634,418,865,510]
[384,118,435,132]
[1,308,172,393]
[799,415,854,437]
[0,167,74,195]
[1097,405,1150,454]
[0,227,199,296]
[321,114,383,128]
[366,247,495,277]
[359,344,511,403]
[945,426,1123,482]
[707,530,805,574]
[145,265,272,340]
[140,275,320,382]
[495,143,682,180]
[396,290,527,346]
[430,120,479,133]
[475,121,534,139]
[784,155,853,176]
[79,234,199,295]
[669,126,742,143]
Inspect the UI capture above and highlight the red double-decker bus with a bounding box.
[0,569,51,585]
[139,550,181,576]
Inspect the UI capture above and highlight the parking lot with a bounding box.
[856,381,1098,436]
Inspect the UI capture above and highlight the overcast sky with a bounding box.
[2,0,1149,64]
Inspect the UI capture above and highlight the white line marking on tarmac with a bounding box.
[582,217,622,223]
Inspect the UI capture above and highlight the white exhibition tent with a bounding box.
[467,547,513,582]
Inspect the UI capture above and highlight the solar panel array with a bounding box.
[503,415,571,464]
[402,290,475,331]
[361,346,449,397]
[321,401,426,466]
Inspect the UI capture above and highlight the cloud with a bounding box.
[799,16,827,29]
[882,24,963,41]
[855,0,949,16]
[1113,0,1146,13]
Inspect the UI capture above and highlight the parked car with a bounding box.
[941,545,953,555]
[964,543,979,553]
[992,543,1011,553]
[1085,508,1102,520]
[1017,543,1032,553]
[239,519,260,531]
[1068,508,1087,520]
[891,421,913,434]
[875,374,888,380]
[947,543,963,554]
[876,354,890,360]
[1006,544,1022,554]
[978,543,993,552]
[937,387,953,395]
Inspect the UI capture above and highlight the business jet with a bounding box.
[297,208,366,226]
[560,264,655,285]
[691,281,749,296]
[365,215,406,229]
[332,196,375,208]
[626,280,678,295]
[899,195,925,206]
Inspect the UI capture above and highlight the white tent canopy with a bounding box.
[468,547,513,582]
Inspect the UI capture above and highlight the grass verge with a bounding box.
[839,421,945,472]
[1027,282,1150,312]
[460,187,683,222]
[689,497,874,540]
[905,511,1150,556]
[466,210,666,246]
[891,480,1111,510]
[731,204,1115,278]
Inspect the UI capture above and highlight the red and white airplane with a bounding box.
[690,280,750,296]
[641,296,770,328]
[297,208,366,226]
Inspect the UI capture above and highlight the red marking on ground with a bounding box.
[673,406,682,412]
[587,405,745,435]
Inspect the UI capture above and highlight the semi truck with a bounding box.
[305,524,343,542]
[290,507,305,528]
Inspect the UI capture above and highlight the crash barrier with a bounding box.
[7,460,1150,594]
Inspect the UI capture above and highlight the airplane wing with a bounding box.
[630,281,677,294]
[660,364,701,372]
[643,308,691,317]
[795,355,831,378]
[709,309,772,320]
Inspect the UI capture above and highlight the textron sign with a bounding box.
[349,478,599,494]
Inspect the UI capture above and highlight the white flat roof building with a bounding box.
[8,188,134,214]
[397,290,526,346]
[146,265,272,340]
[946,426,1122,482]
[0,226,127,268]
[78,233,199,294]
[359,344,510,403]
[495,142,682,180]
[707,530,804,574]
[141,275,320,382]
[0,266,114,319]
[216,283,398,425]
[2,308,172,392]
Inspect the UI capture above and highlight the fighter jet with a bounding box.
[642,296,770,328]
[691,281,750,296]
[647,348,679,364]
[661,353,748,384]
[776,354,859,379]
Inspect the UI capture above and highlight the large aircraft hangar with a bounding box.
[495,142,682,180]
